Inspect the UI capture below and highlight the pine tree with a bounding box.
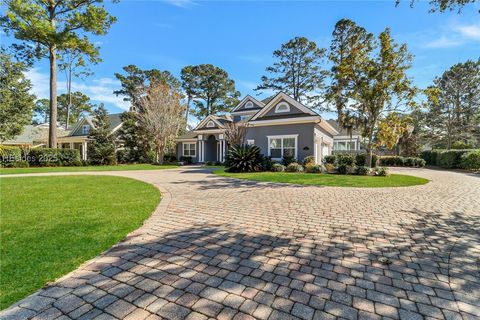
[87,106,116,165]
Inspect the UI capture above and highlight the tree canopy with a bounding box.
[114,65,181,111]
[422,59,480,149]
[180,64,240,118]
[328,20,416,166]
[0,49,36,142]
[1,0,116,147]
[256,36,327,108]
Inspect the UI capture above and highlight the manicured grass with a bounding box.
[0,175,161,309]
[0,163,178,175]
[214,169,429,188]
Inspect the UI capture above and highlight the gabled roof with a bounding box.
[250,92,318,121]
[69,113,123,136]
[194,114,231,130]
[327,119,361,137]
[231,95,265,113]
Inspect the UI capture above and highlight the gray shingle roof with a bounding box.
[327,119,361,136]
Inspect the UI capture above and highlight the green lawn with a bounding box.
[214,169,429,188]
[0,163,177,175]
[0,175,161,309]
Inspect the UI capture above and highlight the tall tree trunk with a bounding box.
[49,45,58,148]
[66,63,72,129]
[185,95,191,126]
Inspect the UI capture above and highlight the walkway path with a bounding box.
[1,167,479,319]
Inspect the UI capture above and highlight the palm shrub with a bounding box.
[225,144,264,173]
[282,155,296,166]
[303,155,315,165]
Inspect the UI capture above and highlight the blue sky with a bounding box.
[3,0,480,122]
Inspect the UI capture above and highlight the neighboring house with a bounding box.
[2,114,123,161]
[56,114,123,160]
[176,92,339,164]
[326,119,363,153]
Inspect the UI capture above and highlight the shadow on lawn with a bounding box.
[3,207,479,319]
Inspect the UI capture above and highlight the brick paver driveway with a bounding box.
[1,167,479,320]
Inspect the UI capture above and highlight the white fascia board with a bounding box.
[248,116,320,127]
[250,92,317,121]
[231,95,265,112]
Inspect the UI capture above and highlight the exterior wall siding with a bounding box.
[246,123,315,162]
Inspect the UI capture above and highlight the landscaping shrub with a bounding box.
[303,155,316,165]
[324,163,336,173]
[214,161,223,166]
[421,149,477,169]
[323,155,336,164]
[26,148,81,166]
[163,154,177,163]
[436,150,471,169]
[205,161,214,166]
[378,156,425,167]
[336,164,348,174]
[286,162,304,172]
[225,145,264,173]
[0,146,22,166]
[374,167,389,176]
[261,156,274,171]
[305,163,324,173]
[355,153,378,167]
[272,163,286,172]
[282,155,296,166]
[355,166,371,176]
[336,154,355,166]
[179,156,193,164]
[460,150,480,170]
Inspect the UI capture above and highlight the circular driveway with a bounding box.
[1,167,479,320]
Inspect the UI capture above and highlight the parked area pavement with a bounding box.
[1,167,479,320]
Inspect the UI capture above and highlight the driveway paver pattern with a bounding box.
[1,167,479,320]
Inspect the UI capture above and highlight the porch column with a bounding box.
[82,142,88,161]
[218,134,225,163]
[70,142,74,149]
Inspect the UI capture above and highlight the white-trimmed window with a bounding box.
[183,142,196,157]
[206,121,215,128]
[334,141,356,151]
[247,139,255,146]
[245,101,254,109]
[82,125,90,134]
[268,135,297,160]
[275,102,290,113]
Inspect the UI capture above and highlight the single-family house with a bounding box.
[2,114,123,161]
[176,92,339,164]
[326,120,363,153]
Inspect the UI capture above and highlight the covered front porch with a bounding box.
[197,133,228,163]
[57,137,90,161]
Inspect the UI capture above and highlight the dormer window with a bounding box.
[82,125,90,134]
[275,102,290,113]
[245,101,254,109]
[206,121,215,128]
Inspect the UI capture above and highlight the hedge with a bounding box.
[460,150,480,170]
[377,156,426,167]
[323,153,377,168]
[26,148,81,166]
[0,146,22,166]
[421,149,478,169]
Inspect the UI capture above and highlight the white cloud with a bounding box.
[424,35,463,48]
[422,21,480,49]
[25,68,130,111]
[455,23,480,40]
[163,0,196,8]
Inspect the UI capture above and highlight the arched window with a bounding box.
[275,102,290,113]
[206,121,215,128]
[245,101,254,109]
